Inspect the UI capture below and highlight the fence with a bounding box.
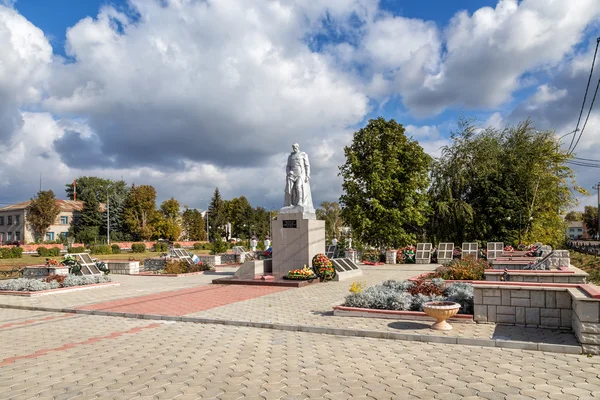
[567,241,600,257]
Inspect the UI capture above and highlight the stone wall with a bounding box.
[484,270,588,284]
[22,266,69,278]
[196,255,221,266]
[474,284,600,354]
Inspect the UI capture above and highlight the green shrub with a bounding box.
[153,242,168,252]
[193,242,203,250]
[90,245,112,255]
[174,243,182,248]
[37,247,49,257]
[131,243,146,253]
[111,244,121,254]
[67,246,86,254]
[11,247,23,258]
[209,240,228,255]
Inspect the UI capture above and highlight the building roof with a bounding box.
[0,200,106,212]
[567,221,584,229]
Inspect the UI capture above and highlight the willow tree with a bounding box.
[339,117,431,249]
[429,118,580,247]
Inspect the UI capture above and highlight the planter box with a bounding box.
[333,305,473,323]
[0,282,120,297]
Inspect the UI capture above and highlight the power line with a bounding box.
[566,161,600,168]
[569,37,600,153]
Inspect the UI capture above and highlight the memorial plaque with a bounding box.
[416,243,433,264]
[438,243,454,262]
[487,242,504,260]
[462,242,478,259]
[282,220,297,228]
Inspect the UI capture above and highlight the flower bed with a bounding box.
[285,266,317,280]
[143,259,214,275]
[342,279,474,314]
[429,257,489,281]
[0,275,112,292]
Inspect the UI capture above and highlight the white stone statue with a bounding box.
[281,143,315,217]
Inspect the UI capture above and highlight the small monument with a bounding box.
[272,143,325,277]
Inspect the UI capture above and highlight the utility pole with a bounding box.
[106,188,110,245]
[595,182,600,240]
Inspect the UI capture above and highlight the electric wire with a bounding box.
[569,37,600,153]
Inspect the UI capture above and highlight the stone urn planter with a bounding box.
[422,301,461,331]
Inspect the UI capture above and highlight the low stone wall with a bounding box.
[474,283,600,354]
[107,261,140,275]
[219,254,236,264]
[143,258,166,272]
[484,269,588,284]
[22,266,69,278]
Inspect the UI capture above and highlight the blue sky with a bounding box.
[2,0,600,210]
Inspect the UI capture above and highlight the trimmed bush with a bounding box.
[37,247,60,257]
[37,247,49,257]
[153,242,168,252]
[193,242,203,250]
[1,247,23,259]
[209,240,228,255]
[174,243,182,248]
[90,245,112,255]
[131,243,146,253]
[67,246,86,254]
[111,244,121,254]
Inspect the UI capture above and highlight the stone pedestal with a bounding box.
[345,250,357,264]
[385,250,397,265]
[272,212,325,277]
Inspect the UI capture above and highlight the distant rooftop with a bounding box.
[0,200,106,212]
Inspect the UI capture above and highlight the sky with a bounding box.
[1,0,600,212]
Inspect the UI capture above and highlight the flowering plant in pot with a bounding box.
[312,253,335,281]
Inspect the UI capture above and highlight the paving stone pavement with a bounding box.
[187,266,579,347]
[0,311,599,400]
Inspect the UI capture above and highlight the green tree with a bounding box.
[583,206,599,238]
[316,201,343,243]
[208,188,227,241]
[123,185,158,240]
[27,190,61,242]
[565,211,583,221]
[152,198,182,241]
[66,176,129,202]
[227,196,254,239]
[181,207,207,241]
[339,117,431,248]
[428,118,579,247]
[73,189,103,243]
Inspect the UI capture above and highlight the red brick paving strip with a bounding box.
[0,323,162,367]
[0,314,71,330]
[77,285,291,316]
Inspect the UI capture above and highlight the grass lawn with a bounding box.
[569,250,600,285]
[0,249,212,269]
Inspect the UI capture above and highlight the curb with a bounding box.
[0,303,582,355]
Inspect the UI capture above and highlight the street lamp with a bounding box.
[200,198,210,242]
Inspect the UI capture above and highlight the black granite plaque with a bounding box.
[282,220,297,228]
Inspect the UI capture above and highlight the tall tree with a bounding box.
[65,176,129,202]
[227,196,254,239]
[123,185,159,240]
[339,117,431,248]
[73,189,103,243]
[181,207,207,241]
[27,190,61,242]
[208,188,227,241]
[316,201,343,242]
[428,118,580,247]
[583,206,599,238]
[153,198,182,241]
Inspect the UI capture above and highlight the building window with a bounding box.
[0,217,3,225]
[15,215,20,225]
[15,231,20,241]
[60,216,69,225]
[46,232,54,241]
[59,232,67,238]
[7,232,13,241]
[7,216,12,225]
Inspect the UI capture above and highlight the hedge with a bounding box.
[90,245,112,255]
[131,243,146,253]
[111,244,121,254]
[153,242,168,252]
[67,246,86,254]
[37,247,61,257]
[0,247,23,259]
